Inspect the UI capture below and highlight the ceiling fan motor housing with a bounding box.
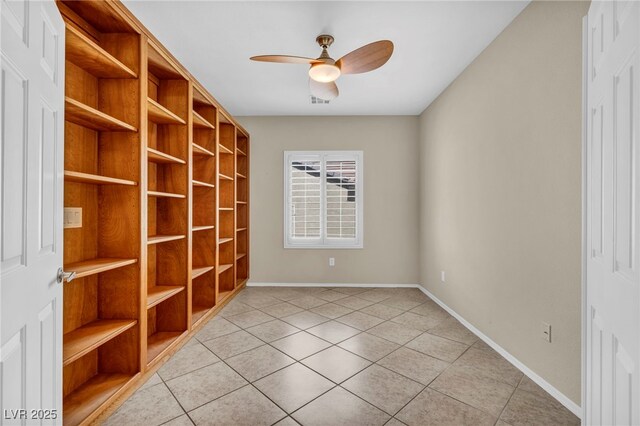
[316,35,334,48]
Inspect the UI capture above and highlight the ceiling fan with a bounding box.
[250,35,394,101]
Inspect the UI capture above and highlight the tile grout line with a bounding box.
[120,286,509,425]
[215,308,400,424]
[421,342,518,420]
[215,353,299,423]
[223,288,564,423]
[204,287,460,418]
[369,340,475,420]
[224,293,421,421]
[155,341,251,419]
[492,375,526,425]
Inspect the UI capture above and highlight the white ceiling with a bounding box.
[123,1,529,116]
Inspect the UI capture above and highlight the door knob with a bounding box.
[57,268,77,283]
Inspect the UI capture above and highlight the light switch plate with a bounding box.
[64,207,82,229]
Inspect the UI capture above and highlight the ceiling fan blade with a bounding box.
[336,40,394,74]
[309,79,339,100]
[250,55,321,65]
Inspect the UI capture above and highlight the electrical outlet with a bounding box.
[329,257,335,267]
[541,322,552,343]
[441,270,446,283]
[64,207,82,229]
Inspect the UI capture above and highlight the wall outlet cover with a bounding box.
[541,322,551,343]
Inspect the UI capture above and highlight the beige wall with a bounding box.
[418,0,588,404]
[237,116,420,284]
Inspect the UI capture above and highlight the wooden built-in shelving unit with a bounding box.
[217,120,237,296]
[61,1,141,423]
[145,41,190,368]
[191,85,218,328]
[59,1,250,424]
[236,130,250,284]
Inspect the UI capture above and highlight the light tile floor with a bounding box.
[105,287,579,426]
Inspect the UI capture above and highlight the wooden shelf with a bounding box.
[66,25,137,79]
[192,143,215,157]
[64,171,136,186]
[236,253,246,260]
[192,111,215,129]
[148,44,183,80]
[63,320,137,366]
[147,98,186,125]
[219,237,233,245]
[64,258,137,279]
[65,97,137,132]
[147,147,186,165]
[147,286,185,309]
[237,148,247,156]
[147,190,185,199]
[218,290,232,302]
[219,144,234,155]
[236,172,247,179]
[64,373,133,426]
[147,331,183,363]
[236,201,247,205]
[192,266,214,279]
[219,207,234,211]
[192,225,214,232]
[236,228,247,232]
[192,305,210,325]
[147,235,185,245]
[218,263,233,274]
[192,180,215,188]
[219,173,234,181]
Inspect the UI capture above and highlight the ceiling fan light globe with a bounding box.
[308,63,341,83]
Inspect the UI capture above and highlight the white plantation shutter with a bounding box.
[290,158,322,239]
[325,158,357,239]
[285,151,363,248]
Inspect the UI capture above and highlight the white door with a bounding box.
[1,0,65,424]
[586,1,640,425]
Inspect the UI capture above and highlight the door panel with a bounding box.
[1,0,28,43]
[1,0,64,424]
[39,101,57,255]
[591,101,604,258]
[613,55,635,276]
[0,332,26,417]
[589,308,604,425]
[38,302,57,422]
[613,336,633,425]
[1,59,28,273]
[586,1,640,424]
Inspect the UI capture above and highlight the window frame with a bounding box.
[284,150,364,249]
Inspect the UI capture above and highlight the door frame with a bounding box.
[581,13,588,424]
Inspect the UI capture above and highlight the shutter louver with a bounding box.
[326,160,357,239]
[290,159,322,239]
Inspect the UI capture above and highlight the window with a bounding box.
[284,151,363,248]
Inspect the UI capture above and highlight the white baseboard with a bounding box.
[417,286,582,419]
[246,281,581,418]
[247,282,419,288]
